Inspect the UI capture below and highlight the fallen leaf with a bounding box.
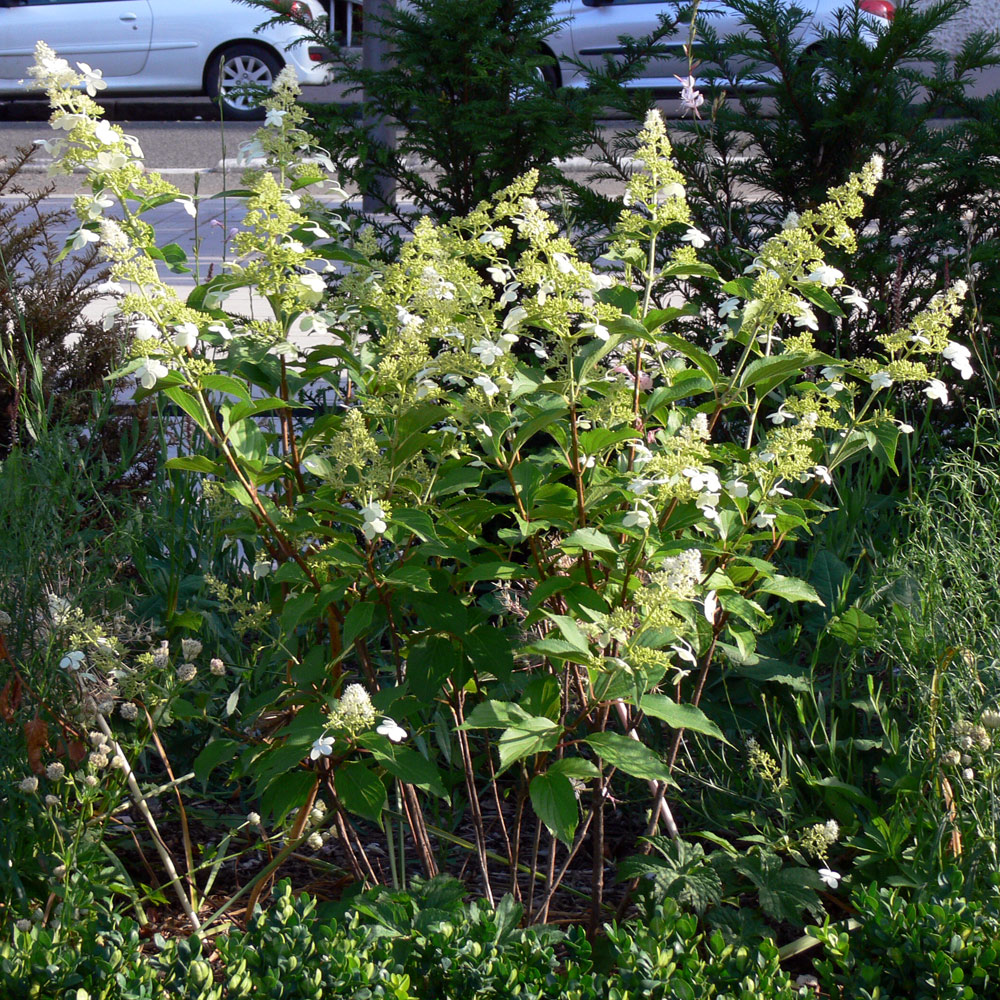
[24,714,49,776]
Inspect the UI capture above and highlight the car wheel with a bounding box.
[800,43,839,104]
[207,44,283,120]
[538,54,560,91]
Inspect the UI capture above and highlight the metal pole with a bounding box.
[362,0,397,213]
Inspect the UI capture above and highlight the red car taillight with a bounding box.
[858,0,895,21]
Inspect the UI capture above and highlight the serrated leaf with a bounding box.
[409,636,466,703]
[200,373,250,400]
[262,770,317,825]
[825,607,879,647]
[343,601,375,651]
[529,771,579,845]
[652,331,720,381]
[497,717,562,772]
[162,385,212,434]
[639,695,730,744]
[164,455,222,474]
[461,699,528,729]
[193,738,240,785]
[384,562,435,592]
[561,528,617,555]
[739,352,820,393]
[810,550,849,612]
[391,508,440,542]
[798,282,845,317]
[547,757,601,780]
[757,575,824,605]
[369,745,447,799]
[335,760,387,822]
[660,260,721,280]
[585,732,674,783]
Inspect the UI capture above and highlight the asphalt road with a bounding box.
[0,82,356,196]
[0,79,684,197]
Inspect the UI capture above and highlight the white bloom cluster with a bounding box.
[800,819,840,860]
[658,549,702,599]
[180,638,202,660]
[329,683,376,735]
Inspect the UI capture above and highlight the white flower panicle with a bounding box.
[329,683,376,734]
[180,638,202,660]
[176,663,197,683]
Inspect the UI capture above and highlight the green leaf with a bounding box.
[512,403,568,454]
[652,332,720,381]
[164,455,222,474]
[384,562,435,592]
[431,464,483,496]
[639,695,730,744]
[200,373,251,400]
[391,508,440,542]
[262,770,316,825]
[497,717,562,772]
[150,242,191,273]
[561,528,618,556]
[572,327,629,382]
[756,575,824,605]
[584,732,675,783]
[809,550,849,612]
[162,385,212,434]
[530,771,579,845]
[281,592,317,634]
[804,775,877,811]
[335,760,387,822]
[343,601,375,651]
[870,419,901,473]
[643,304,698,331]
[825,607,879,647]
[739,352,821,394]
[193,738,241,785]
[545,614,593,657]
[726,653,810,691]
[660,260,721,280]
[167,609,203,631]
[226,417,268,465]
[369,745,447,799]
[226,397,295,430]
[456,560,529,583]
[408,635,466,703]
[797,282,845,318]
[547,757,601,780]
[461,699,528,729]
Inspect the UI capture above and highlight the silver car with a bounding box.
[0,0,330,118]
[545,0,895,89]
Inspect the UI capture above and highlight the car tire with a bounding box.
[206,44,283,120]
[800,43,838,104]
[538,53,560,91]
